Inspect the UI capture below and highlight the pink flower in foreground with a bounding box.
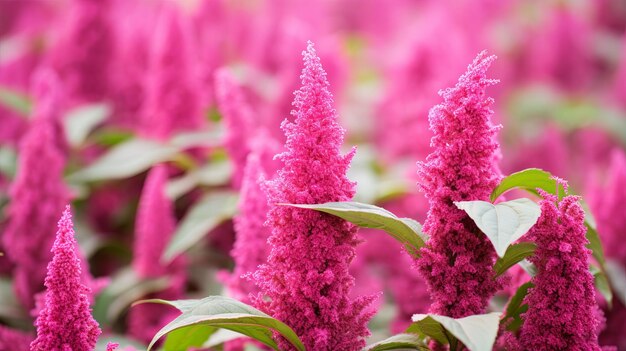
[519,191,601,351]
[253,42,374,351]
[214,68,255,189]
[2,71,69,310]
[416,51,503,318]
[30,206,101,351]
[129,164,185,343]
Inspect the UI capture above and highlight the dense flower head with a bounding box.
[222,134,280,302]
[215,68,255,189]
[519,191,601,351]
[30,206,101,351]
[2,71,69,310]
[140,3,205,140]
[253,41,374,351]
[416,51,503,318]
[129,164,186,343]
[50,0,115,103]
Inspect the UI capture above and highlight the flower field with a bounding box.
[1,0,626,350]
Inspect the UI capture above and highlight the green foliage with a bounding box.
[490,168,566,202]
[455,199,541,257]
[138,296,306,351]
[501,282,533,332]
[364,333,429,351]
[0,86,32,117]
[63,103,110,147]
[408,313,502,351]
[282,201,426,258]
[162,191,238,264]
[494,242,537,277]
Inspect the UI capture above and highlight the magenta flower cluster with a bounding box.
[416,51,503,318]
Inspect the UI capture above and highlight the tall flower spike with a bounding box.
[214,68,254,189]
[30,206,101,351]
[2,71,69,310]
[140,3,204,140]
[416,51,503,318]
[253,41,374,351]
[222,132,280,302]
[129,164,186,343]
[519,191,601,351]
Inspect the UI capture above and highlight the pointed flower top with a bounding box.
[30,205,101,351]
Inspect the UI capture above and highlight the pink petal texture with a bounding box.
[129,164,185,343]
[140,3,205,140]
[2,71,70,310]
[30,206,101,351]
[214,68,255,189]
[416,51,503,318]
[222,133,280,303]
[253,42,375,351]
[519,191,602,351]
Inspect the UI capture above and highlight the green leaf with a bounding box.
[455,199,541,257]
[586,221,608,272]
[490,168,566,202]
[95,334,145,350]
[494,242,537,277]
[165,161,232,199]
[502,282,533,332]
[93,268,170,326]
[591,265,613,308]
[63,103,110,147]
[282,202,426,258]
[203,329,247,348]
[0,278,30,324]
[140,296,305,351]
[68,138,179,182]
[169,128,223,149]
[363,333,429,351]
[163,191,238,263]
[606,260,626,306]
[0,86,32,116]
[0,147,17,179]
[163,324,216,351]
[409,313,502,351]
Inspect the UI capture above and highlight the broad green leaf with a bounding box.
[140,296,305,351]
[455,199,541,257]
[502,282,533,332]
[68,138,179,182]
[203,329,247,348]
[283,202,426,258]
[591,265,613,308]
[0,147,17,179]
[169,128,223,149]
[93,268,170,326]
[63,103,110,147]
[494,242,537,277]
[410,313,502,351]
[163,191,238,263]
[163,324,216,351]
[0,86,32,116]
[165,161,232,199]
[364,333,429,351]
[0,278,30,323]
[586,221,608,272]
[490,168,566,202]
[606,260,626,306]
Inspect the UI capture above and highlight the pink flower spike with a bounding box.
[416,51,503,318]
[30,206,101,351]
[520,192,602,351]
[253,41,375,351]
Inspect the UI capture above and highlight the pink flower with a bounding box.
[222,133,280,302]
[50,0,116,103]
[140,3,205,140]
[129,164,185,343]
[30,206,101,351]
[416,51,503,318]
[519,192,601,351]
[253,42,375,351]
[2,71,69,310]
[214,68,255,189]
[0,325,34,351]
